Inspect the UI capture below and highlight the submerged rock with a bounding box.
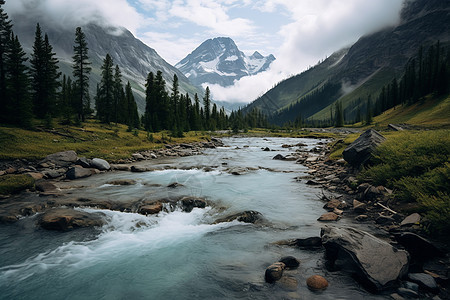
[180,197,207,212]
[107,179,137,186]
[139,203,163,215]
[343,129,385,167]
[321,226,409,292]
[306,275,328,290]
[214,210,263,224]
[279,256,300,269]
[265,262,285,283]
[39,208,104,231]
[273,154,285,160]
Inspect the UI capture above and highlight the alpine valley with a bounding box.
[244,0,450,125]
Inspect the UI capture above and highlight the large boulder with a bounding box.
[41,150,78,167]
[393,232,444,260]
[66,166,92,180]
[90,158,110,171]
[39,208,104,231]
[321,226,409,292]
[343,129,386,167]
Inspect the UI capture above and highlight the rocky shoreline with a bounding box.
[264,132,449,299]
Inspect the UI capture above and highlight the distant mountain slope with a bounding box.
[176,37,275,87]
[244,0,450,123]
[11,20,204,113]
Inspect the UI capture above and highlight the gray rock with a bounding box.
[397,287,418,298]
[75,157,91,168]
[90,158,110,170]
[42,168,66,179]
[39,208,104,231]
[343,129,386,167]
[42,150,78,167]
[130,165,148,172]
[393,232,444,260]
[408,273,438,292]
[66,166,92,180]
[321,226,409,292]
[388,124,404,131]
[400,213,421,226]
[273,154,285,160]
[132,153,145,160]
[35,181,57,192]
[279,256,300,269]
[318,212,340,222]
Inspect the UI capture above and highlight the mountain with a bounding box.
[9,19,205,114]
[175,37,275,87]
[244,0,450,123]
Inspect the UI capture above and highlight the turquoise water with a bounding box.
[0,137,388,299]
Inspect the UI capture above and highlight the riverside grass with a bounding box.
[0,120,212,161]
[358,130,450,235]
[0,174,35,194]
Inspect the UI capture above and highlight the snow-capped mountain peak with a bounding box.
[176,37,275,87]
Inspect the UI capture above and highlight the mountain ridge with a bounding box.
[244,0,450,124]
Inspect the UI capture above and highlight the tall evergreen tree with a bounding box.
[125,81,139,128]
[96,54,114,123]
[365,95,373,125]
[203,86,211,129]
[113,64,123,124]
[143,72,155,131]
[30,24,60,118]
[6,33,32,127]
[170,74,180,131]
[72,27,91,122]
[334,101,344,127]
[0,0,12,123]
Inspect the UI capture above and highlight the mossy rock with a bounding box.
[0,174,35,194]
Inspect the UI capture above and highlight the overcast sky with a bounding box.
[4,0,405,103]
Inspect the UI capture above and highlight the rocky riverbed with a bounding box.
[0,135,448,299]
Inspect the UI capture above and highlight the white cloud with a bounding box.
[209,0,404,103]
[4,0,145,34]
[140,32,202,65]
[168,0,255,36]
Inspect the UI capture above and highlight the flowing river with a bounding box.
[0,137,389,299]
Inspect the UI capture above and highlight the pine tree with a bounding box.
[96,54,114,123]
[30,24,60,119]
[113,64,123,124]
[6,33,32,127]
[143,72,154,131]
[72,27,91,122]
[334,101,344,127]
[365,95,373,125]
[203,86,211,129]
[170,74,180,131]
[0,0,12,123]
[125,81,139,128]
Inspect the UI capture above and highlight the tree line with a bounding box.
[1,1,256,134]
[267,41,449,129]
